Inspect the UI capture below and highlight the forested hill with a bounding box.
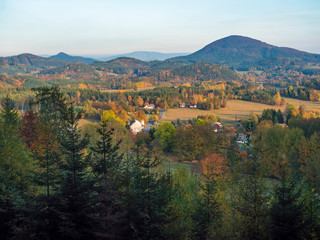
[99,51,189,61]
[149,62,240,82]
[0,53,69,74]
[43,57,239,82]
[0,53,68,68]
[169,35,320,68]
[49,52,96,64]
[39,63,98,78]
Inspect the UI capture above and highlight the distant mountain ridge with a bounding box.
[169,35,320,68]
[1,35,320,76]
[0,53,69,74]
[0,53,67,67]
[97,51,189,61]
[49,52,96,64]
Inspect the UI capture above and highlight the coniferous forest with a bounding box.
[1,86,320,240]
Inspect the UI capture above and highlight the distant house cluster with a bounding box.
[180,103,197,108]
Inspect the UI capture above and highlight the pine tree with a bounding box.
[124,148,172,240]
[90,120,127,239]
[270,177,305,240]
[0,97,34,239]
[191,154,225,240]
[31,86,67,197]
[229,145,269,240]
[26,88,67,239]
[57,102,94,239]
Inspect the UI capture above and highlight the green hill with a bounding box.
[0,53,68,74]
[170,35,320,68]
[149,62,239,82]
[49,52,96,64]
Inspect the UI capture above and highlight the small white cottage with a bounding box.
[130,120,145,134]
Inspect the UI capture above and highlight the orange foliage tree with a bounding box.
[200,153,228,180]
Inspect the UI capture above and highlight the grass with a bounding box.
[162,160,194,171]
[160,98,320,125]
[78,118,99,127]
[100,86,155,93]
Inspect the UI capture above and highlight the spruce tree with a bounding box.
[229,145,269,240]
[90,120,127,239]
[270,177,305,240]
[57,102,94,239]
[0,97,34,238]
[191,154,224,240]
[31,86,66,197]
[124,148,172,240]
[26,88,67,239]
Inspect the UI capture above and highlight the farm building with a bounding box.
[130,120,145,134]
[212,122,223,132]
[180,102,186,108]
[189,104,197,108]
[144,104,155,110]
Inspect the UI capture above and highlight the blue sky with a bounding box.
[1,0,320,56]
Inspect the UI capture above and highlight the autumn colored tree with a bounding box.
[20,109,38,150]
[200,153,228,179]
[191,154,228,239]
[101,109,125,126]
[285,104,299,122]
[134,110,148,123]
[31,87,67,197]
[273,92,281,105]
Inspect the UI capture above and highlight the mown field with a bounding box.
[160,98,320,125]
[100,86,155,93]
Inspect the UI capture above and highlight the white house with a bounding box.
[144,104,155,110]
[130,120,145,134]
[189,104,197,108]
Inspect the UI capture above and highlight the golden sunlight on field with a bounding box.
[161,98,320,125]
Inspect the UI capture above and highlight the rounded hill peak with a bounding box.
[204,35,270,49]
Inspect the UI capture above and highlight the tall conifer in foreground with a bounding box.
[270,176,305,240]
[90,120,126,239]
[0,97,33,239]
[57,102,93,240]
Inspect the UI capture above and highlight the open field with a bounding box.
[100,86,155,93]
[78,118,99,127]
[162,159,200,173]
[282,97,320,111]
[160,98,320,125]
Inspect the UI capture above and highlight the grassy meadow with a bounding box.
[161,98,320,125]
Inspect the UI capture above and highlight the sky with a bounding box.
[0,0,320,57]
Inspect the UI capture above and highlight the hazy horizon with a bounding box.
[1,0,320,57]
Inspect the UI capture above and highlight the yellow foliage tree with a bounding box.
[78,83,87,90]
